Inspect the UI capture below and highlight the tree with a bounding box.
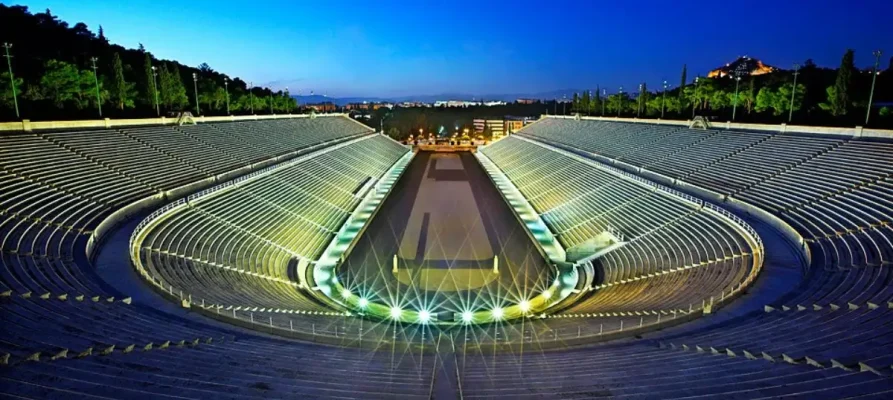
[825,49,854,116]
[581,90,591,115]
[880,107,890,117]
[571,92,579,113]
[34,59,82,108]
[110,52,136,110]
[0,72,22,110]
[756,83,805,116]
[143,52,156,108]
[745,78,756,114]
[678,64,687,109]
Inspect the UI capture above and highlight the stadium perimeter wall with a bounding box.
[549,115,893,139]
[0,112,349,132]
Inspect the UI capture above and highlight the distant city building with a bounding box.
[516,98,536,104]
[708,56,777,78]
[504,116,536,134]
[307,102,336,112]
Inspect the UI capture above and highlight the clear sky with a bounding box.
[17,0,893,97]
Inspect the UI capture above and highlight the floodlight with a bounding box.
[418,309,431,324]
[461,310,474,323]
[358,297,369,308]
[341,288,351,298]
[519,300,531,313]
[491,307,504,320]
[542,290,553,300]
[389,306,402,320]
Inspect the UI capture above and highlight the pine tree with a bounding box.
[581,90,591,115]
[143,52,156,107]
[828,49,854,116]
[98,25,107,43]
[572,92,579,113]
[678,64,687,109]
[110,52,135,110]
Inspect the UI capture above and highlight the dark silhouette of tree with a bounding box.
[678,64,687,112]
[823,49,854,116]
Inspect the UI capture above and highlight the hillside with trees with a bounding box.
[570,53,892,128]
[0,4,296,121]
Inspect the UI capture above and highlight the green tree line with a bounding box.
[569,50,891,126]
[0,5,298,121]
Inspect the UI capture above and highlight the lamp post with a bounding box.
[151,66,160,116]
[90,57,102,117]
[661,81,668,119]
[602,88,606,116]
[192,72,200,115]
[637,83,643,118]
[618,87,623,117]
[2,42,20,119]
[562,94,567,115]
[732,76,741,121]
[285,86,290,114]
[223,78,230,115]
[788,64,799,123]
[866,50,883,125]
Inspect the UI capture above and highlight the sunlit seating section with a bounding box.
[42,129,205,189]
[139,135,408,310]
[204,117,369,159]
[122,125,247,174]
[482,136,755,315]
[643,130,769,179]
[570,211,752,312]
[685,134,843,194]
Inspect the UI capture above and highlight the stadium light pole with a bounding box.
[223,78,230,115]
[661,81,668,119]
[732,76,741,121]
[151,66,160,116]
[865,50,882,125]
[90,57,102,117]
[192,72,200,115]
[788,64,799,123]
[2,42,20,119]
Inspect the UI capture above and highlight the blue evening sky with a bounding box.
[17,0,893,97]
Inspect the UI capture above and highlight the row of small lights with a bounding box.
[342,288,553,324]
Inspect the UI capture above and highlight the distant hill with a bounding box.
[708,56,777,78]
[294,89,585,106]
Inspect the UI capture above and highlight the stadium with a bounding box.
[2,110,893,398]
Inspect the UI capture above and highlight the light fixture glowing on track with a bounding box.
[341,288,351,298]
[491,307,504,320]
[418,309,431,324]
[542,290,553,300]
[461,310,474,324]
[389,306,402,320]
[358,297,369,309]
[519,300,531,313]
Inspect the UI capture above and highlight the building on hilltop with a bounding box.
[708,56,777,78]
